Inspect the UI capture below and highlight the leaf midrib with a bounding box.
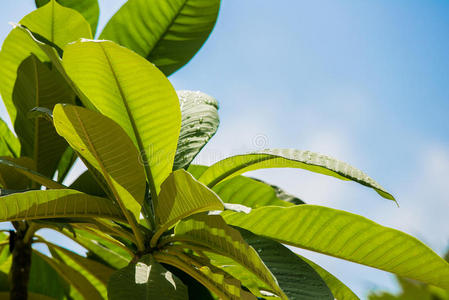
[99,43,158,200]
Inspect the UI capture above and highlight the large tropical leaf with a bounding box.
[62,228,131,270]
[107,254,188,300]
[0,119,19,157]
[0,157,65,189]
[198,149,395,201]
[53,104,146,221]
[173,90,219,170]
[13,54,74,177]
[62,40,181,197]
[35,251,103,300]
[99,0,220,75]
[44,240,115,287]
[173,214,286,298]
[155,250,256,300]
[189,164,301,208]
[48,245,109,298]
[35,0,99,36]
[0,0,91,124]
[299,255,359,300]
[222,205,449,289]
[69,170,106,197]
[28,251,69,300]
[0,189,125,222]
[151,169,224,246]
[237,228,333,300]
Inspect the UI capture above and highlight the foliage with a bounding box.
[0,1,448,300]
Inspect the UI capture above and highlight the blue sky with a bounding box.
[1,0,449,298]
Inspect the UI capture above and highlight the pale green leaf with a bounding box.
[174,214,286,299]
[36,0,99,35]
[222,205,449,289]
[299,255,359,300]
[53,104,146,220]
[174,90,219,170]
[0,1,92,124]
[99,0,220,75]
[0,189,125,222]
[107,254,188,300]
[152,169,224,246]
[13,54,74,177]
[198,149,395,201]
[62,40,181,197]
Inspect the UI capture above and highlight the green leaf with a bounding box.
[107,254,188,300]
[28,251,69,300]
[45,241,115,287]
[35,0,99,36]
[222,205,449,289]
[173,214,286,299]
[155,250,256,300]
[198,149,395,201]
[0,157,66,189]
[237,228,333,300]
[62,40,181,197]
[63,228,131,270]
[35,251,103,300]
[189,165,301,209]
[0,0,92,124]
[69,170,106,197]
[0,119,19,157]
[299,255,360,300]
[13,54,74,177]
[174,91,219,170]
[48,245,110,298]
[53,104,146,221]
[152,169,224,246]
[0,189,125,222]
[99,0,220,75]
[56,147,76,183]
[214,175,300,209]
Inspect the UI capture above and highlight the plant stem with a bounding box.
[9,228,32,300]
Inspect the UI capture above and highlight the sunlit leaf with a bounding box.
[0,189,125,222]
[173,214,286,298]
[152,169,224,246]
[0,1,91,124]
[62,40,181,197]
[223,205,449,289]
[198,149,395,201]
[53,104,146,221]
[35,0,99,35]
[100,0,220,75]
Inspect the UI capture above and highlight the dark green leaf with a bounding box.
[107,254,188,300]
